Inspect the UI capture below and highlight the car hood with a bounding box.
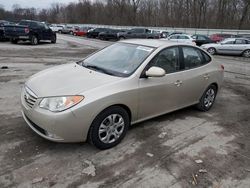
[26,63,122,97]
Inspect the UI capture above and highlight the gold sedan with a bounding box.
[21,39,224,149]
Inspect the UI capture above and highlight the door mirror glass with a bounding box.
[146,66,165,77]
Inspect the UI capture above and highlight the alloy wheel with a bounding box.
[98,114,125,144]
[243,50,250,58]
[204,88,215,108]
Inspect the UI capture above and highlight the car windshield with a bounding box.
[80,43,155,77]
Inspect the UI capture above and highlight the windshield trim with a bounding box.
[78,43,156,78]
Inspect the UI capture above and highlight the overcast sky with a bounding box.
[0,0,79,10]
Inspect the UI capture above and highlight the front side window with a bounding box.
[170,35,178,39]
[82,43,155,77]
[149,47,179,74]
[182,47,204,69]
[178,35,189,39]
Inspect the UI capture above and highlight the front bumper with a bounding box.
[21,88,89,143]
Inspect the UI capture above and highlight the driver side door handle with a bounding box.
[174,80,183,87]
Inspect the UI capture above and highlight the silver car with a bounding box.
[21,39,224,149]
[164,34,196,45]
[201,38,250,57]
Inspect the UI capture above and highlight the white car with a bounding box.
[163,34,196,45]
[49,24,64,33]
[201,38,250,57]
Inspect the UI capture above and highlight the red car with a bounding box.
[73,27,92,37]
[210,33,235,42]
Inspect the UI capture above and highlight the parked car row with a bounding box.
[1,20,250,57]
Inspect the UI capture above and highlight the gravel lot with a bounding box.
[0,34,250,188]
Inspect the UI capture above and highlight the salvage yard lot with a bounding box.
[0,35,250,188]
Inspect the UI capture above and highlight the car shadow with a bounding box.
[15,41,52,46]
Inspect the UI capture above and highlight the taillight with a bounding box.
[24,28,29,34]
[221,65,224,70]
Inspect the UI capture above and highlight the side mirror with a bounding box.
[145,66,165,77]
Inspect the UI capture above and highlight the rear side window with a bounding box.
[150,47,180,74]
[182,47,206,69]
[235,39,247,44]
[198,36,206,40]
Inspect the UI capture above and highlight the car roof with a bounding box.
[119,39,193,48]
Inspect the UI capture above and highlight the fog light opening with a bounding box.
[45,131,61,139]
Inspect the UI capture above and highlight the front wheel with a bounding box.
[119,36,125,40]
[196,85,217,111]
[242,49,250,58]
[31,35,38,45]
[88,106,130,150]
[11,38,18,44]
[51,35,56,43]
[207,47,216,55]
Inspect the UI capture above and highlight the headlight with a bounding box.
[39,96,84,112]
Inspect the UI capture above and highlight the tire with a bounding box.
[58,30,62,34]
[70,31,73,35]
[196,84,217,111]
[119,36,125,40]
[11,38,18,44]
[242,49,250,58]
[30,35,38,45]
[207,47,216,55]
[51,35,56,44]
[88,106,130,150]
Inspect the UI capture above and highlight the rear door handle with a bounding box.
[174,80,183,87]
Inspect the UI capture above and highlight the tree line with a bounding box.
[0,0,250,29]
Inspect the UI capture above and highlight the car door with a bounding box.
[168,35,178,42]
[138,47,185,119]
[43,24,53,40]
[180,46,213,106]
[196,35,206,46]
[216,39,235,54]
[231,39,248,55]
[126,29,135,38]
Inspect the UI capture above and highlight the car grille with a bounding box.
[24,87,38,108]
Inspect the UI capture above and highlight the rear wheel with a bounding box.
[88,106,130,150]
[70,31,73,35]
[11,38,18,44]
[31,35,38,45]
[119,36,125,40]
[196,85,217,111]
[242,49,250,58]
[51,35,56,44]
[207,47,216,55]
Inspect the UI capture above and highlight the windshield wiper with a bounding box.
[82,63,115,76]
